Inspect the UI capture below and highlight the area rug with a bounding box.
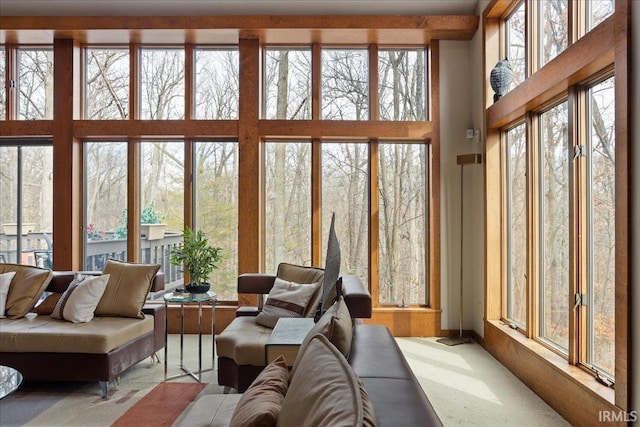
[112,382,206,427]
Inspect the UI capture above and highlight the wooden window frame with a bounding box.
[484,0,630,423]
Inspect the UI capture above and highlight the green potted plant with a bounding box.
[170,227,223,294]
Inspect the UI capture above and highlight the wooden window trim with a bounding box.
[484,0,631,421]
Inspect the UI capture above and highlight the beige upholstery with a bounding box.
[216,316,273,366]
[0,314,154,354]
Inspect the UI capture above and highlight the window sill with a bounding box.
[486,319,615,405]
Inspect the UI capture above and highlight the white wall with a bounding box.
[631,0,639,416]
[438,40,483,332]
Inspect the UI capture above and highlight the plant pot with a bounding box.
[141,223,166,240]
[185,282,210,294]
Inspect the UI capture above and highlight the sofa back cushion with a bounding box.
[276,263,324,317]
[276,333,377,427]
[95,260,160,319]
[291,296,353,378]
[0,263,53,319]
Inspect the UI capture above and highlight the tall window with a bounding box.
[539,101,569,352]
[140,141,184,263]
[84,142,129,269]
[539,0,568,67]
[586,0,614,33]
[264,141,312,273]
[264,48,311,120]
[140,48,185,119]
[18,48,54,120]
[195,48,239,119]
[195,141,239,300]
[0,144,53,267]
[586,76,615,376]
[506,123,527,327]
[378,49,426,121]
[85,48,129,119]
[321,49,369,120]
[378,143,427,305]
[321,143,369,282]
[505,2,525,89]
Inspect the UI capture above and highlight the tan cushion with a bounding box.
[229,355,289,427]
[277,263,324,317]
[255,278,320,328]
[0,272,16,317]
[216,316,273,366]
[0,263,53,319]
[0,314,154,353]
[291,296,353,377]
[174,394,243,427]
[277,333,377,427]
[51,274,110,323]
[95,260,160,319]
[33,293,62,315]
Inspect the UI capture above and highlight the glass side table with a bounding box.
[0,365,23,399]
[163,290,217,382]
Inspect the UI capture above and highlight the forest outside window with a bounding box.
[85,47,129,119]
[17,48,53,120]
[139,48,185,120]
[195,48,239,120]
[263,48,311,120]
[321,48,369,120]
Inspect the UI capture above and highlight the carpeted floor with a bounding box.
[0,334,570,426]
[396,337,571,426]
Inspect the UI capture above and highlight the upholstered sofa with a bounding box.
[216,263,372,393]
[0,262,166,398]
[176,298,442,426]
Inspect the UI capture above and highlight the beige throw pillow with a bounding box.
[255,277,320,328]
[277,334,377,427]
[229,355,289,427]
[0,263,53,319]
[0,271,16,318]
[291,295,353,377]
[51,274,110,323]
[95,260,160,319]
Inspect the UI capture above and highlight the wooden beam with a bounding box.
[237,37,260,307]
[0,15,479,45]
[52,38,81,270]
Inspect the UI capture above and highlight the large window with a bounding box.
[378,49,427,121]
[84,142,128,270]
[378,143,428,305]
[140,48,185,119]
[586,76,615,376]
[0,143,53,267]
[505,2,525,89]
[18,48,54,120]
[264,48,311,120]
[321,49,369,120]
[321,143,369,282]
[490,2,623,398]
[195,48,239,119]
[264,141,312,273]
[539,101,569,352]
[505,123,527,327]
[85,48,129,119]
[195,141,239,301]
